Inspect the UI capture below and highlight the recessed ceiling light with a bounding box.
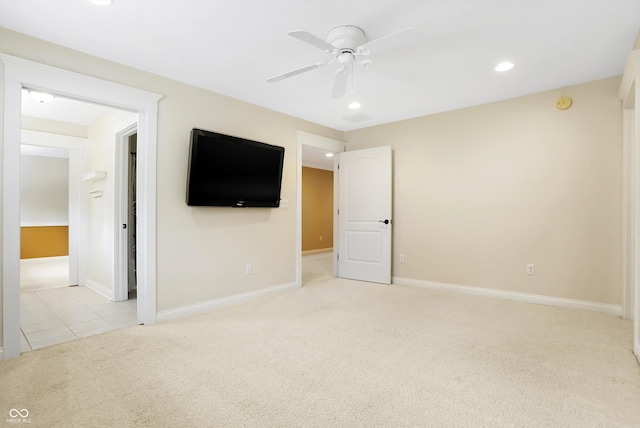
[88,0,113,5]
[495,62,515,72]
[325,153,334,158]
[348,101,361,110]
[28,90,55,103]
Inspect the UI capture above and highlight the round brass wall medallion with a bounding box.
[556,96,573,110]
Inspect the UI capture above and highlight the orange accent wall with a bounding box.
[20,226,69,259]
[302,167,333,252]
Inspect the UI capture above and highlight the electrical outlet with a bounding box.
[246,263,252,275]
[527,264,535,275]
[319,235,323,242]
[280,199,288,208]
[399,254,405,263]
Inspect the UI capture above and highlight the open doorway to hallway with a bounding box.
[18,90,138,352]
[300,140,341,286]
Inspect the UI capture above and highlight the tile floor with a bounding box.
[17,252,328,353]
[20,257,138,353]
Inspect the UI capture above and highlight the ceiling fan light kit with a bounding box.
[267,25,419,101]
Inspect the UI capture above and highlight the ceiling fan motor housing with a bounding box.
[326,25,365,50]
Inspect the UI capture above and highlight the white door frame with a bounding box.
[20,131,87,287]
[113,116,138,303]
[619,49,640,362]
[1,54,162,360]
[295,131,345,286]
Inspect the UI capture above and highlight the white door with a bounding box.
[337,146,392,284]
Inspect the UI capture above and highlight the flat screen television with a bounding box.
[186,128,285,207]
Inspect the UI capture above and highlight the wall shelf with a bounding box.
[83,170,106,182]
[88,189,103,198]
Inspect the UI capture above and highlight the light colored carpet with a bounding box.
[1,278,639,427]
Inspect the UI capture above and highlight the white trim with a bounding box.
[393,277,623,316]
[84,279,113,301]
[2,77,23,360]
[20,222,70,227]
[302,248,333,255]
[619,50,640,109]
[1,54,162,360]
[157,282,299,323]
[635,75,640,361]
[622,108,635,320]
[295,131,345,287]
[619,48,640,361]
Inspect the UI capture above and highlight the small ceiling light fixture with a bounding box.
[348,101,361,110]
[88,0,113,5]
[325,153,334,158]
[28,90,55,103]
[495,61,515,72]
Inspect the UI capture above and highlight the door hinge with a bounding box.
[337,208,339,215]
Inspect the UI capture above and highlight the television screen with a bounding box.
[186,128,285,207]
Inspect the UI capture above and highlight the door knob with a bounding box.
[379,219,390,224]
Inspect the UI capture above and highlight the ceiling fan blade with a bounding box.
[331,67,350,99]
[288,30,337,53]
[357,27,420,55]
[267,62,326,83]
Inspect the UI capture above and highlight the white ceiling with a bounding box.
[2,0,639,132]
[302,144,337,171]
[20,89,124,125]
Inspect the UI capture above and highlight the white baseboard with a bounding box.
[84,279,113,301]
[302,248,333,255]
[157,282,300,323]
[393,277,622,316]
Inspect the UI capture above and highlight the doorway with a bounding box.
[301,167,333,285]
[19,145,71,293]
[296,131,345,287]
[2,54,162,360]
[17,95,140,352]
[115,125,139,304]
[127,133,138,299]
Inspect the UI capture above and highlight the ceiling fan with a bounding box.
[267,25,419,98]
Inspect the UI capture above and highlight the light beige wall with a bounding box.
[345,77,622,305]
[84,109,124,292]
[302,167,333,252]
[0,28,344,326]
